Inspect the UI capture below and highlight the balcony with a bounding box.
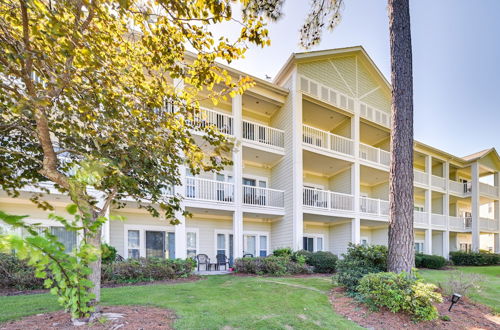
[302,125,354,158]
[413,170,428,186]
[414,211,428,226]
[185,177,234,203]
[431,175,446,191]
[243,185,284,208]
[449,216,472,231]
[359,197,389,216]
[479,217,499,231]
[479,182,499,198]
[191,108,234,135]
[242,120,284,150]
[431,213,446,227]
[303,187,354,212]
[449,180,471,196]
[359,144,390,168]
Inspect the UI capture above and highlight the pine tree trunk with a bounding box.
[387,0,415,273]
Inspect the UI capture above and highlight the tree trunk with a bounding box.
[87,215,102,307]
[387,0,414,273]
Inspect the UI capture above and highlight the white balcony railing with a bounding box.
[359,143,390,167]
[414,211,428,225]
[303,187,354,211]
[242,185,284,208]
[479,182,499,198]
[185,177,234,203]
[302,125,354,157]
[359,101,391,128]
[413,170,428,185]
[431,213,446,227]
[449,180,470,196]
[449,216,472,231]
[190,108,234,135]
[242,120,284,149]
[359,197,389,216]
[479,217,499,231]
[431,175,446,190]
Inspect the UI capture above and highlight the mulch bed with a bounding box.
[330,287,500,329]
[0,306,176,330]
[0,276,202,297]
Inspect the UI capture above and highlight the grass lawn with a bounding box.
[0,275,359,329]
[420,266,500,313]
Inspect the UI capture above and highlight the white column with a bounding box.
[174,166,187,259]
[495,173,500,253]
[232,94,244,258]
[471,162,480,251]
[351,104,361,244]
[494,233,500,254]
[424,228,432,254]
[443,161,450,258]
[291,72,304,250]
[425,156,432,228]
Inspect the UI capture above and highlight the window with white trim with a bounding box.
[414,241,424,253]
[127,230,140,259]
[29,226,77,253]
[187,232,197,258]
[303,235,324,252]
[243,233,269,257]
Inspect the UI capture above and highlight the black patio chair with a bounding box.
[115,254,125,262]
[242,253,254,258]
[216,254,230,270]
[196,254,210,271]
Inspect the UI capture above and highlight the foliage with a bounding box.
[437,271,486,297]
[101,244,117,265]
[234,256,312,276]
[335,243,388,292]
[304,251,338,273]
[450,251,500,266]
[272,247,293,257]
[357,272,442,321]
[101,258,195,283]
[414,253,446,269]
[0,212,98,319]
[0,252,44,290]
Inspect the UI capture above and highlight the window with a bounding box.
[360,238,369,247]
[128,230,140,259]
[303,235,324,252]
[217,233,226,256]
[187,232,197,258]
[459,243,471,252]
[414,241,424,253]
[259,236,268,257]
[414,205,424,212]
[50,227,77,253]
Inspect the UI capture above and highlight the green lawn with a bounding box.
[420,266,500,313]
[0,275,359,329]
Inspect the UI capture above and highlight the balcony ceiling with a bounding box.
[303,150,352,177]
[242,145,282,167]
[242,94,281,118]
[360,165,388,186]
[360,121,389,146]
[302,99,350,132]
[303,214,352,224]
[360,219,389,228]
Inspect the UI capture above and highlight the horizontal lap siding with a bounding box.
[329,168,352,194]
[329,222,352,256]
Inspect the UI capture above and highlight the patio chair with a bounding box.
[242,253,254,258]
[216,254,230,270]
[196,254,210,271]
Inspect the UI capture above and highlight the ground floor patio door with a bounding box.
[146,231,166,258]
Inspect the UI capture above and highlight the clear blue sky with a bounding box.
[225,0,500,158]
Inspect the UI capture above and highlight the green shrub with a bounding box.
[357,272,442,321]
[0,253,44,290]
[101,243,117,264]
[336,243,387,292]
[101,258,195,283]
[234,255,312,276]
[306,251,338,273]
[415,253,446,269]
[272,247,293,257]
[450,251,500,266]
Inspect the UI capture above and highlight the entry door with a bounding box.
[146,231,165,258]
[244,235,257,257]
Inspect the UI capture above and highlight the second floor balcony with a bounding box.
[359,196,389,216]
[302,187,354,212]
[302,125,354,158]
[242,120,285,150]
[359,143,390,168]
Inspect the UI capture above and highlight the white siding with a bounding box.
[329,168,352,194]
[329,222,352,256]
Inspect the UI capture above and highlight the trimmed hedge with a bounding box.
[234,256,312,276]
[101,257,195,283]
[449,251,500,266]
[0,253,44,290]
[336,243,388,292]
[357,272,442,321]
[305,251,338,273]
[415,253,446,269]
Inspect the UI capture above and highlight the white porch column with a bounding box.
[424,228,432,255]
[425,156,432,228]
[443,161,450,258]
[232,94,244,258]
[495,173,500,253]
[351,102,361,244]
[471,162,480,251]
[174,166,187,259]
